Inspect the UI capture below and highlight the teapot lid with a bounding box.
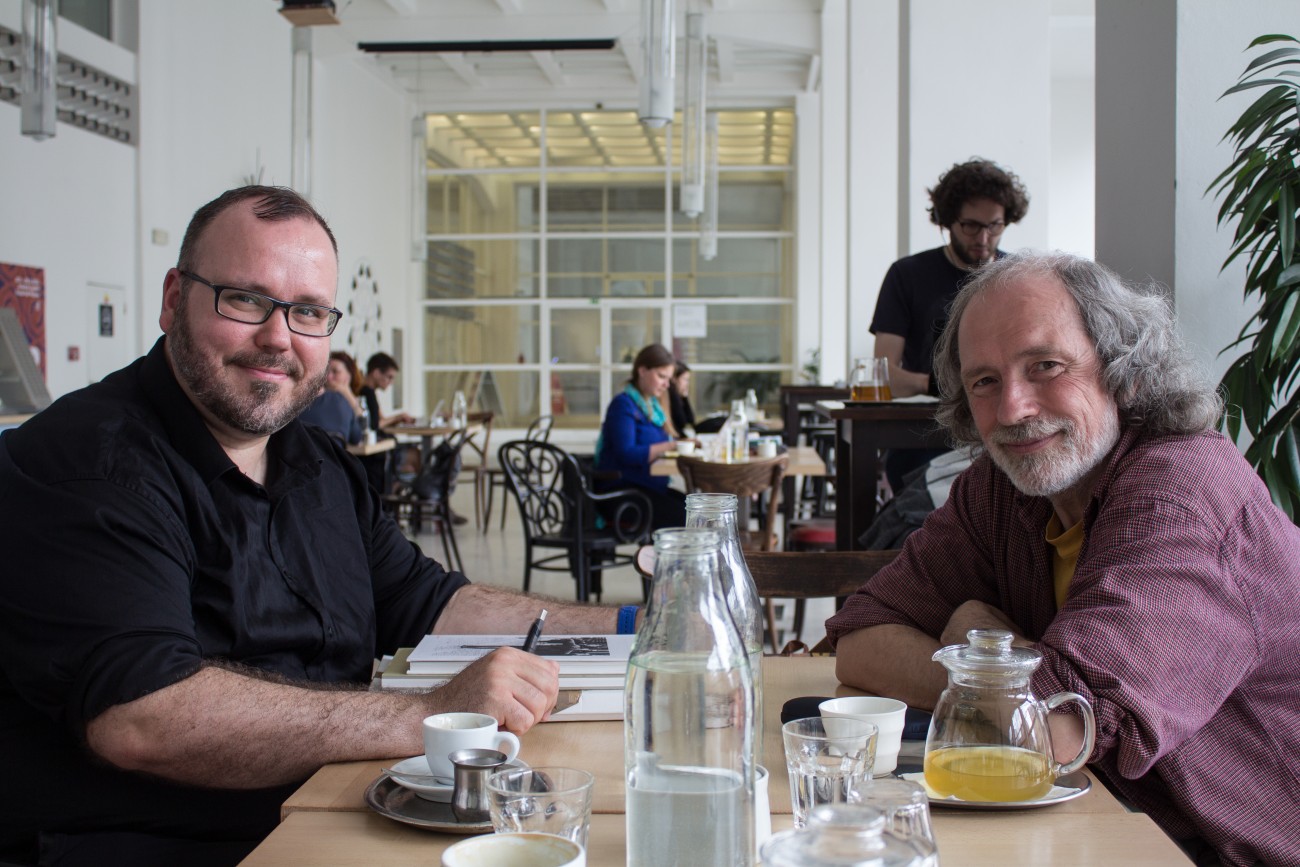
[931,628,1041,678]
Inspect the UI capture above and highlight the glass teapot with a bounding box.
[924,629,1096,802]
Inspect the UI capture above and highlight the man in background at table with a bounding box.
[828,252,1300,867]
[870,158,1029,491]
[357,351,412,494]
[0,186,642,867]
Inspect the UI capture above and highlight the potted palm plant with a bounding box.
[1210,34,1300,520]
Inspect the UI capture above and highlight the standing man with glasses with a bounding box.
[0,186,641,866]
[869,158,1029,491]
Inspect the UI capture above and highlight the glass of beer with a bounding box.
[850,358,892,401]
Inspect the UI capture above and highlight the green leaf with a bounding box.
[1270,292,1300,361]
[1244,46,1300,75]
[1281,182,1296,268]
[1250,35,1300,48]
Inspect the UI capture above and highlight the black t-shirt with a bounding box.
[869,246,1000,375]
[0,338,468,849]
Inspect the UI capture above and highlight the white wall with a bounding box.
[1171,0,1295,379]
[309,35,418,416]
[0,7,137,399]
[1097,0,1296,380]
[907,0,1053,254]
[135,0,294,351]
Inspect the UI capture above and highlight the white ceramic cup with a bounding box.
[676,441,697,456]
[820,697,908,776]
[423,712,521,780]
[756,439,778,459]
[441,832,585,867]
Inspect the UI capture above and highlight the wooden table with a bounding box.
[250,657,1189,865]
[387,422,481,466]
[815,400,948,550]
[346,438,396,457]
[649,445,826,478]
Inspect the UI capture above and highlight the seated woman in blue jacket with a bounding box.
[594,343,686,529]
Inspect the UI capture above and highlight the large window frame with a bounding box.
[419,108,795,433]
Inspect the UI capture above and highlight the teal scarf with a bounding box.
[594,383,666,468]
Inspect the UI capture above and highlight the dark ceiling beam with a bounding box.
[357,39,617,54]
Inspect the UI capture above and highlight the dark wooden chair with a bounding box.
[745,549,901,652]
[668,454,791,651]
[482,415,553,532]
[633,547,901,653]
[383,427,473,573]
[499,439,652,601]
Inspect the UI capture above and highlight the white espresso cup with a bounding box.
[442,832,585,867]
[423,712,521,780]
[820,696,908,776]
[676,441,697,457]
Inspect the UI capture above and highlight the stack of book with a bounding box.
[378,633,634,721]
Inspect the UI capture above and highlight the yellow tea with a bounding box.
[850,384,892,401]
[923,745,1053,802]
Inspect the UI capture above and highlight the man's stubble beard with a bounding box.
[169,292,327,436]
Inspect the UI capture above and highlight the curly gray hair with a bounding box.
[933,251,1223,446]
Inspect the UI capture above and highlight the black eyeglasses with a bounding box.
[180,271,342,337]
[953,219,1007,238]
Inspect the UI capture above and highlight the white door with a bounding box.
[86,284,132,385]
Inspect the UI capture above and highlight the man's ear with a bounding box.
[159,269,184,333]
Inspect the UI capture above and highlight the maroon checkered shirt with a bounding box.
[827,428,1300,866]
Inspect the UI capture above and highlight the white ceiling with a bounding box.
[312,0,824,112]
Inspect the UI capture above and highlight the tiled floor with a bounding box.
[409,480,834,649]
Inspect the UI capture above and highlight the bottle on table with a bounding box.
[724,399,749,463]
[685,493,764,753]
[744,388,760,422]
[451,390,468,429]
[625,528,756,867]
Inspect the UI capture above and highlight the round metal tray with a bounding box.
[364,775,494,833]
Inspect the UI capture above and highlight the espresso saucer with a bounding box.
[384,755,529,802]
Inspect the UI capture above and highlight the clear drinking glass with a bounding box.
[849,357,892,401]
[782,717,877,829]
[486,766,595,847]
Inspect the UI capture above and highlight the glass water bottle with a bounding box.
[685,492,764,754]
[625,528,756,867]
[450,390,468,429]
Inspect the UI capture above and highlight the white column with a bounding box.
[818,0,849,383]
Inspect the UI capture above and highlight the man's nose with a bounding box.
[996,378,1037,426]
[253,308,295,350]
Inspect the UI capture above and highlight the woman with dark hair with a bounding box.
[299,351,365,444]
[668,360,696,439]
[594,343,686,529]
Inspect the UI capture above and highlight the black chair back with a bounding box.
[498,439,651,601]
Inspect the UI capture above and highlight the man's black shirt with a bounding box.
[0,338,467,851]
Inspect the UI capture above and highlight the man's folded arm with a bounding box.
[834,624,946,710]
[85,648,560,788]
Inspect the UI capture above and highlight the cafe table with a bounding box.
[243,657,1190,865]
[386,421,481,466]
[815,399,949,550]
[345,438,396,458]
[649,445,827,478]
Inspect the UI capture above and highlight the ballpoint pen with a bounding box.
[522,608,548,653]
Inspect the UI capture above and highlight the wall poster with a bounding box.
[0,262,47,377]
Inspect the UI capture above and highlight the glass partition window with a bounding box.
[420,108,796,430]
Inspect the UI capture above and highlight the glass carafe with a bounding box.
[625,528,755,867]
[685,493,764,754]
[924,629,1096,802]
[724,399,749,463]
[760,804,935,867]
